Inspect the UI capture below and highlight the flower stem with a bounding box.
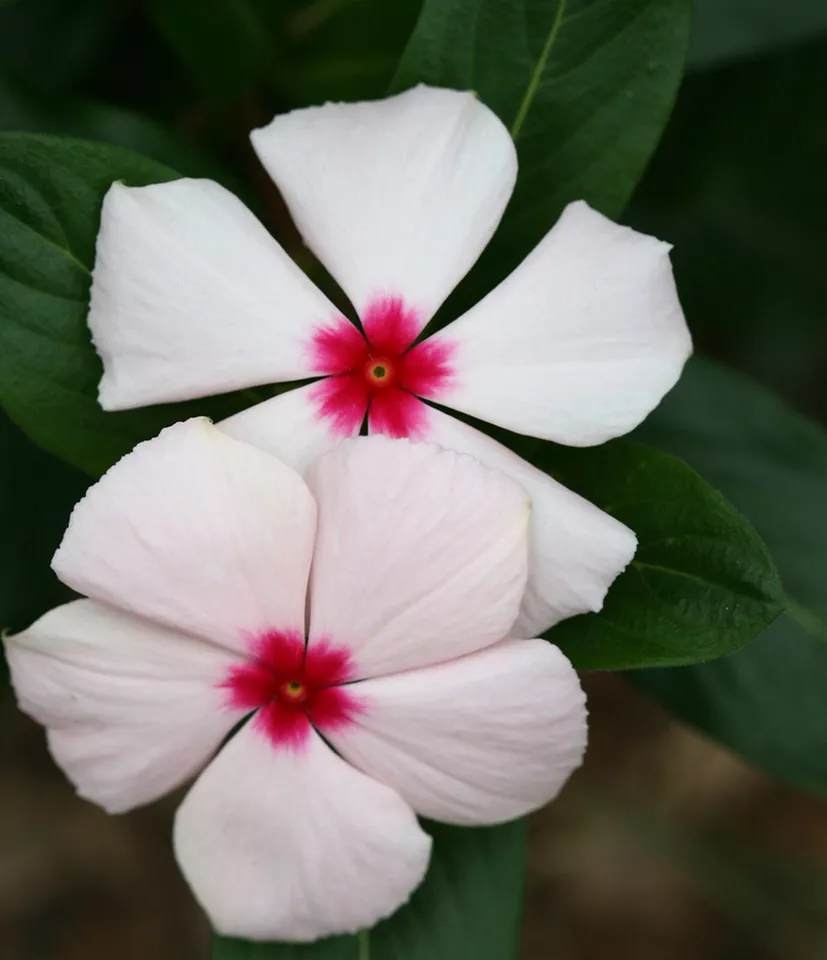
[358,929,370,960]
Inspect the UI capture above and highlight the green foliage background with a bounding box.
[1,1,827,958]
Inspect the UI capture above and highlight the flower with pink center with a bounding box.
[221,629,363,751]
[4,420,587,942]
[87,84,691,639]
[309,296,456,438]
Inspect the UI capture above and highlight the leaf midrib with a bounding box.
[510,0,567,139]
[0,199,90,276]
[633,559,782,606]
[786,597,827,644]
[636,559,827,644]
[508,0,669,148]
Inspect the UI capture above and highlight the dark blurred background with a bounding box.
[2,1,827,958]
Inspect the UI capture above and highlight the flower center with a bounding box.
[364,357,395,388]
[280,679,307,703]
[308,296,457,438]
[221,630,363,751]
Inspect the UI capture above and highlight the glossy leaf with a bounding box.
[393,0,691,300]
[213,820,525,960]
[0,133,252,476]
[529,438,785,670]
[633,359,827,796]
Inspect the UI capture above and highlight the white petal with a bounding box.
[218,382,352,474]
[4,599,245,813]
[89,178,336,410]
[251,85,516,330]
[53,419,316,656]
[306,435,529,678]
[422,406,636,637]
[174,723,431,941]
[430,201,693,445]
[330,639,587,825]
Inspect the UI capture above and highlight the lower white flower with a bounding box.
[4,421,588,942]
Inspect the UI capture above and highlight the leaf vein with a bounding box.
[510,0,567,139]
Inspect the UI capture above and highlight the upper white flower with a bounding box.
[4,422,586,942]
[87,84,691,638]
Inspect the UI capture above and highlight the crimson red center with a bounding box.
[222,629,361,750]
[309,296,455,438]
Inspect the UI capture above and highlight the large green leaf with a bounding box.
[689,0,827,70]
[632,359,827,795]
[0,133,252,476]
[213,820,525,960]
[393,0,691,301]
[527,438,785,670]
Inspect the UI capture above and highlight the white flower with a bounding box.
[87,84,691,637]
[5,421,587,942]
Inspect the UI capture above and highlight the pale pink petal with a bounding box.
[53,419,316,656]
[174,723,431,941]
[330,639,586,825]
[306,436,529,678]
[251,86,516,332]
[89,178,336,410]
[422,406,636,637]
[430,201,693,445]
[219,383,355,474]
[4,600,246,813]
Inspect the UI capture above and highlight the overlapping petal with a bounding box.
[4,599,246,813]
[89,178,336,409]
[416,406,636,637]
[429,201,692,446]
[251,85,517,331]
[219,382,351,474]
[174,723,431,941]
[53,419,316,656]
[4,412,600,943]
[329,639,587,825]
[305,436,530,678]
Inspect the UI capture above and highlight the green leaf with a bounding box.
[689,0,827,70]
[393,0,691,299]
[212,820,524,960]
[0,133,251,476]
[632,358,827,796]
[528,438,785,670]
